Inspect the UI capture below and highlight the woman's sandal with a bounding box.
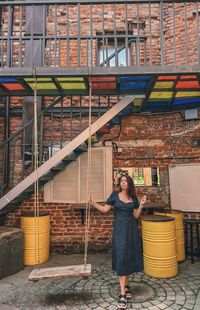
[118,294,127,309]
[125,285,132,299]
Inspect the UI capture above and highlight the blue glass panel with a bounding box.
[173,98,200,105]
[146,101,169,107]
[119,76,151,82]
[0,77,17,83]
[120,81,148,90]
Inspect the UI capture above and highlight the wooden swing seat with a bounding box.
[29,264,91,281]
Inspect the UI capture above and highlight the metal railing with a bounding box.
[0,95,120,196]
[0,1,199,69]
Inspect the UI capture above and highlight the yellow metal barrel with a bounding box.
[154,210,185,262]
[142,215,178,278]
[20,212,50,266]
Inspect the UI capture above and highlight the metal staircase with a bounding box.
[0,95,144,216]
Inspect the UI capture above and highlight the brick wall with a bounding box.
[164,3,199,65]
[4,111,200,253]
[1,3,200,253]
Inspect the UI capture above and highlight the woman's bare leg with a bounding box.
[119,276,126,295]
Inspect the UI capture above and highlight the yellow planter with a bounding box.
[154,210,185,262]
[142,215,178,278]
[20,212,50,266]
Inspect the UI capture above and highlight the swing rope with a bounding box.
[32,66,92,275]
[84,69,92,269]
[33,66,40,274]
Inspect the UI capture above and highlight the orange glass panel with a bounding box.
[180,75,197,80]
[2,83,24,90]
[176,81,200,89]
[157,76,177,81]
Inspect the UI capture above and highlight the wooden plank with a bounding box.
[0,95,144,209]
[29,264,91,281]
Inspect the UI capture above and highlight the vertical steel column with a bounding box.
[23,0,45,167]
[1,97,10,194]
[7,5,14,67]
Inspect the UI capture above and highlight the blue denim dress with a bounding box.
[107,191,143,276]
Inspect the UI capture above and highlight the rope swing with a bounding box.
[84,69,92,270]
[29,67,92,281]
[33,66,40,274]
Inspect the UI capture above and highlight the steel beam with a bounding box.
[0,1,198,6]
[1,66,200,77]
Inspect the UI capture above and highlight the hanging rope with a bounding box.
[84,68,92,269]
[33,66,40,274]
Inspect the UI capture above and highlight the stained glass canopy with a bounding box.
[0,74,200,112]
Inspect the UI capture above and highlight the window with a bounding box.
[113,167,160,187]
[98,39,130,67]
[44,146,113,203]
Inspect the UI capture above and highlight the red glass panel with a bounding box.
[2,83,24,90]
[175,81,200,89]
[91,77,116,90]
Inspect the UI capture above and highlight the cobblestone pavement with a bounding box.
[0,254,200,310]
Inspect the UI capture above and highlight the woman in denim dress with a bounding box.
[89,174,147,309]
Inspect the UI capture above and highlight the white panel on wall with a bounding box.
[44,146,113,204]
[169,164,200,212]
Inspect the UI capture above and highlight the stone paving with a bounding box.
[0,254,200,309]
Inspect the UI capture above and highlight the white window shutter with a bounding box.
[44,160,78,203]
[44,146,113,203]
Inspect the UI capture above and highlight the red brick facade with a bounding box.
[1,3,200,253]
[4,111,200,253]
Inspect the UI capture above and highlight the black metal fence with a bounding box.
[0,0,199,69]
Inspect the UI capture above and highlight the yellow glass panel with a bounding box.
[154,81,174,89]
[27,83,57,90]
[57,77,84,82]
[25,78,52,82]
[133,98,144,107]
[60,83,86,90]
[176,92,200,98]
[150,92,173,99]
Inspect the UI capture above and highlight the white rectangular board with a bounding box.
[169,164,200,212]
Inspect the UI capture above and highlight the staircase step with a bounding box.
[108,116,121,126]
[86,134,99,144]
[97,124,110,136]
[119,105,133,116]
[40,171,57,181]
[24,187,34,194]
[74,143,88,154]
[63,153,77,161]
[13,196,27,203]
[51,161,67,171]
